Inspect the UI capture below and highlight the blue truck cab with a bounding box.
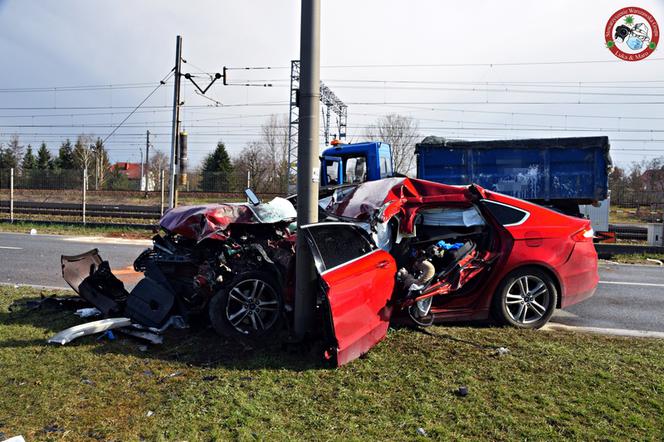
[320,141,394,186]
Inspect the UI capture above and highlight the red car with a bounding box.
[62,178,598,366]
[322,178,597,321]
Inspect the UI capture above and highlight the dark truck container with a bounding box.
[416,136,612,215]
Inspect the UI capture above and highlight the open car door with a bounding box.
[299,222,397,366]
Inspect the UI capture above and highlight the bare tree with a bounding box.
[234,114,290,194]
[261,114,289,191]
[367,114,419,175]
[73,134,95,171]
[233,141,272,193]
[633,156,664,192]
[148,149,169,190]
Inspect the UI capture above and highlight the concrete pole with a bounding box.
[168,35,183,209]
[293,0,321,339]
[9,168,14,223]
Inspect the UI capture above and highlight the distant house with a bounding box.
[111,162,153,190]
[113,162,143,180]
[640,168,664,192]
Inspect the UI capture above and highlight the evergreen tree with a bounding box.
[200,141,233,191]
[0,136,23,170]
[22,145,36,170]
[55,139,76,170]
[36,142,54,170]
[91,137,111,189]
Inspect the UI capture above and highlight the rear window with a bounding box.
[419,207,485,227]
[306,224,375,271]
[482,200,529,226]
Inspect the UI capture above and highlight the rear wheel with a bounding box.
[492,267,557,329]
[209,272,283,341]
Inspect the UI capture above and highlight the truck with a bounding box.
[320,135,612,219]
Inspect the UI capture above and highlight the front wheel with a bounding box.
[492,268,557,329]
[209,272,283,341]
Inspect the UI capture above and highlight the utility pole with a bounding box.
[293,0,321,340]
[139,147,144,192]
[144,130,150,195]
[168,35,183,209]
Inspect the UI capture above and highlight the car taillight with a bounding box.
[572,225,594,242]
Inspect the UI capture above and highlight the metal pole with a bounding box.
[246,170,251,202]
[9,168,14,223]
[82,168,87,225]
[139,147,144,192]
[168,35,183,209]
[160,169,165,215]
[144,130,150,195]
[293,0,321,339]
[95,147,99,191]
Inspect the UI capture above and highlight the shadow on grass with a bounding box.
[1,296,324,371]
[3,296,503,371]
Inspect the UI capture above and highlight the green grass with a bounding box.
[0,221,152,238]
[609,206,641,224]
[1,286,663,441]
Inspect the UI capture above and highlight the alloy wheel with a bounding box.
[504,275,551,325]
[225,279,280,335]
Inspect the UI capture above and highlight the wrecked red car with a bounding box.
[62,178,598,366]
[321,178,598,329]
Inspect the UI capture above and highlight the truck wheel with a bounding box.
[209,272,283,341]
[491,267,557,329]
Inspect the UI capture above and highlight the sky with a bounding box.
[0,0,663,169]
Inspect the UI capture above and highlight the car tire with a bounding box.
[491,267,558,329]
[209,271,283,341]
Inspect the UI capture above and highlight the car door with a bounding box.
[299,222,397,366]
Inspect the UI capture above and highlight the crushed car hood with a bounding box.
[324,177,487,233]
[160,197,296,242]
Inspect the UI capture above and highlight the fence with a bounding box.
[1,167,661,227]
[0,167,285,226]
[609,183,664,223]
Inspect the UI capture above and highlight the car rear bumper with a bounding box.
[559,242,599,309]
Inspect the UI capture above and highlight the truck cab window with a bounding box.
[380,156,389,178]
[325,160,339,185]
[345,157,367,184]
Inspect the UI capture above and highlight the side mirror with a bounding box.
[245,188,261,206]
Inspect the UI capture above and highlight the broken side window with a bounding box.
[307,224,375,271]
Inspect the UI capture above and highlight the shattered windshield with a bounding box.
[249,197,297,223]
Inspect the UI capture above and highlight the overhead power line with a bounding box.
[100,70,175,145]
[331,85,664,97]
[348,100,664,106]
[318,58,664,68]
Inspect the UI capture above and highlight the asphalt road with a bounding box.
[1,232,663,333]
[552,261,664,333]
[0,232,148,289]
